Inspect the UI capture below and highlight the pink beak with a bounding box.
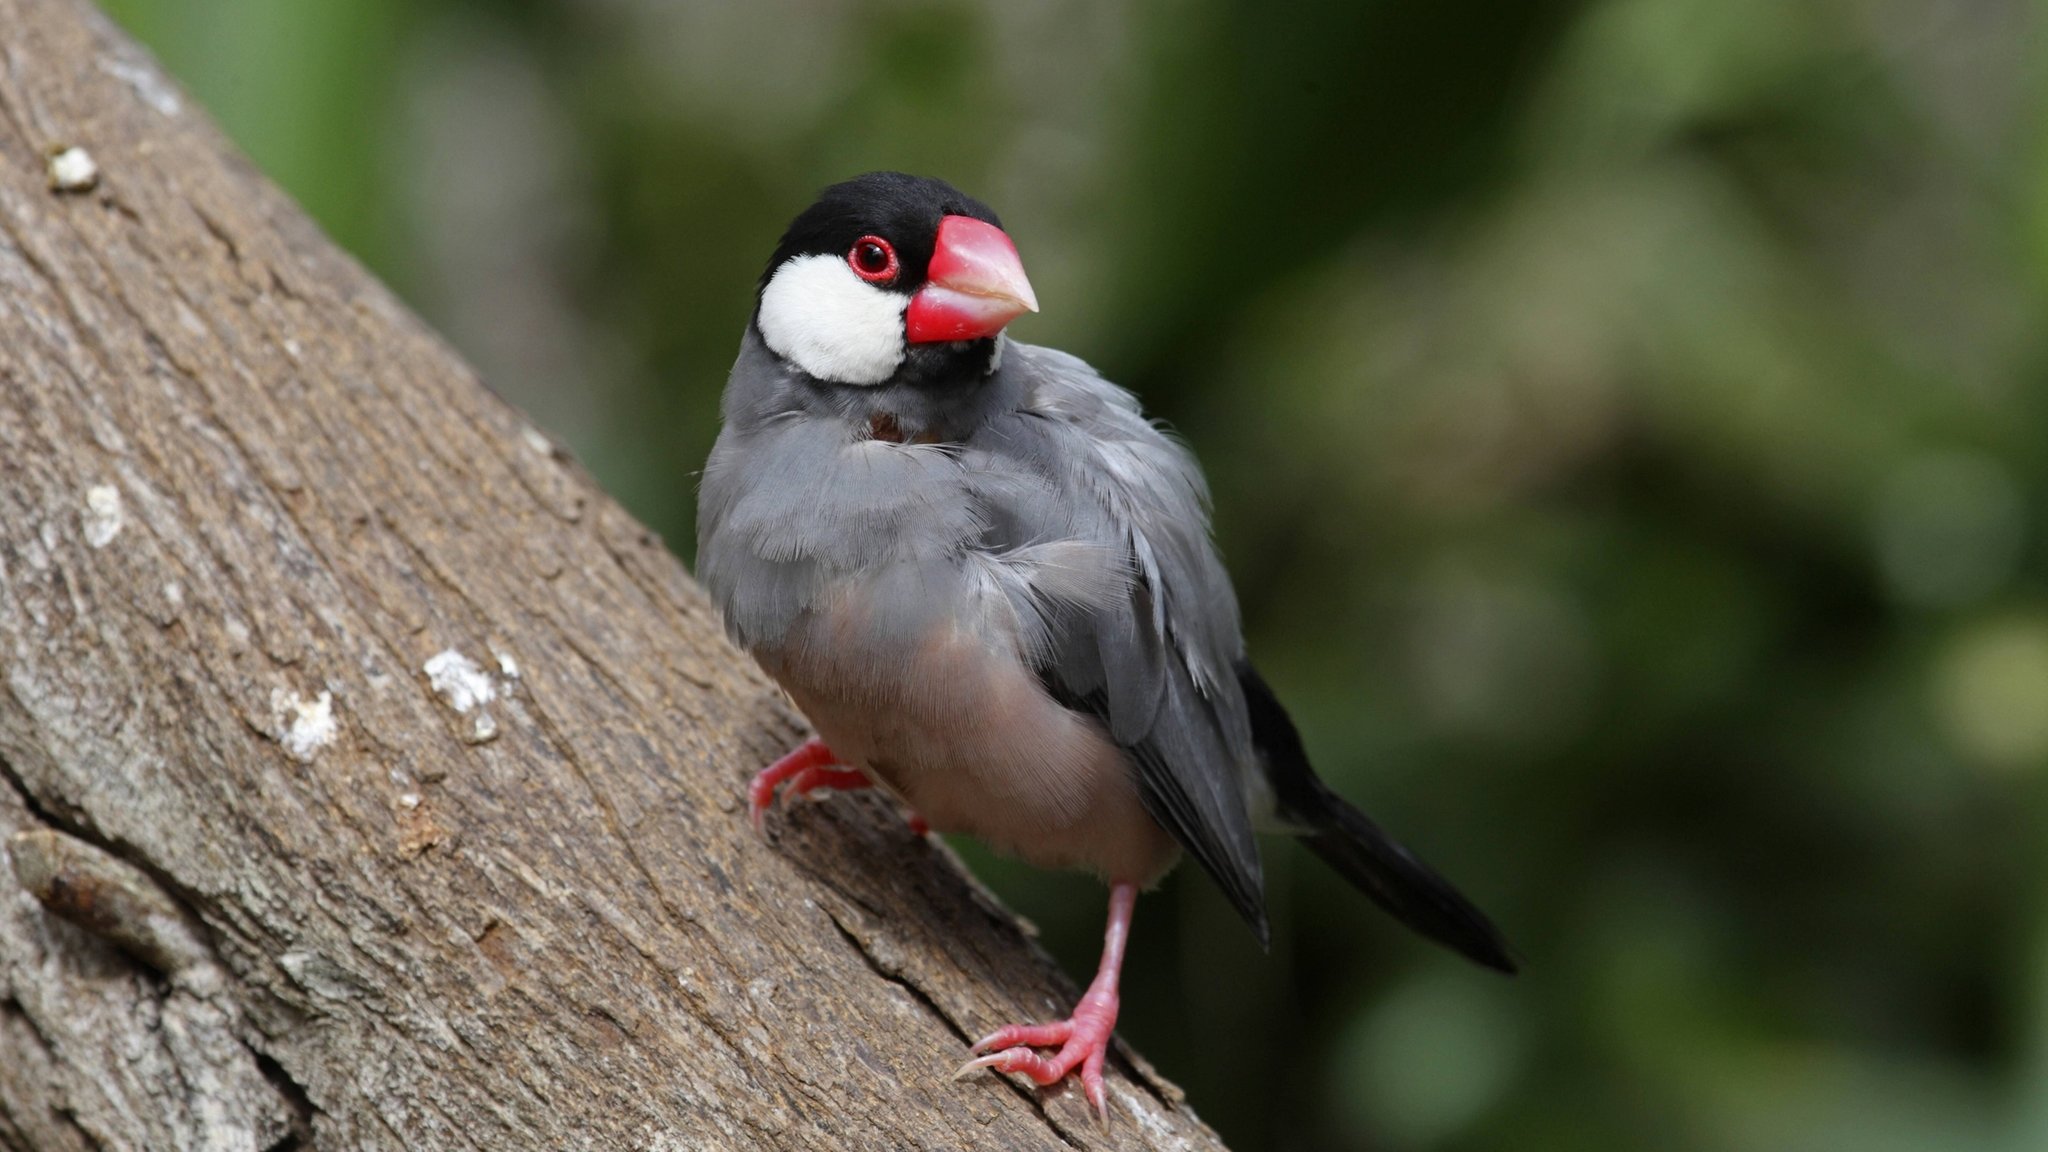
[904,215,1039,344]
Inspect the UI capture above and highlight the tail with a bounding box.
[1240,663,1517,974]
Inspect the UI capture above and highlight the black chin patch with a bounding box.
[896,337,998,389]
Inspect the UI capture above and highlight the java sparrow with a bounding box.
[697,172,1514,1119]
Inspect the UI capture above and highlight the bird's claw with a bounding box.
[749,740,823,828]
[956,1006,1117,1122]
[747,738,931,835]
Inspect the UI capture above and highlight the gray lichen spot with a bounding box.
[279,950,370,1001]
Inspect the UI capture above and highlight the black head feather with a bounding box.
[761,172,1002,296]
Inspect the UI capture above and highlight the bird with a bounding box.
[697,171,1514,1121]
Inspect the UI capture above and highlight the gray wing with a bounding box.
[972,343,1269,943]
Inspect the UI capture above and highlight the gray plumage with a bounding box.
[701,330,1268,935]
[701,172,1513,971]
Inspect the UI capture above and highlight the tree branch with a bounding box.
[0,2,1227,1147]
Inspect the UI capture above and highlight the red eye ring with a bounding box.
[847,235,899,283]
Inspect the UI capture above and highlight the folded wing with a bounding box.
[974,343,1269,943]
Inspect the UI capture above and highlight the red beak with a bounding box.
[904,215,1039,344]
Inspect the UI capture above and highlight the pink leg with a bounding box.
[957,881,1137,1122]
[747,738,930,834]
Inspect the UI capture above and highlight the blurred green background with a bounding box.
[102,0,2048,1148]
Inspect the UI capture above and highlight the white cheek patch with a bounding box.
[757,254,907,386]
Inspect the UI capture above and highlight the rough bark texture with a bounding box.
[0,2,1231,1148]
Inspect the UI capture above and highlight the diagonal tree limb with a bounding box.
[0,2,1229,1148]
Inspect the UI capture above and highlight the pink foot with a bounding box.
[961,995,1119,1119]
[747,738,931,835]
[956,882,1137,1122]
[748,738,841,830]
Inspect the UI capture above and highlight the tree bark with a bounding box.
[0,2,1230,1148]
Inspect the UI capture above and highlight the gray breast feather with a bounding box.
[715,419,985,565]
[699,415,986,650]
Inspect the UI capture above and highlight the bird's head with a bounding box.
[753,172,1038,388]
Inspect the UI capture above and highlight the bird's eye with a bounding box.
[848,236,899,284]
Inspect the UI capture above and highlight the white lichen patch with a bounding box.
[270,688,338,764]
[82,484,123,547]
[47,146,99,193]
[463,710,499,745]
[426,647,516,745]
[424,649,497,712]
[1117,1085,1195,1150]
[99,56,182,116]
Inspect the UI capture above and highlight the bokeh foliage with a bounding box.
[101,0,2048,1148]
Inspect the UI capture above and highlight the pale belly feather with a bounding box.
[759,610,1178,887]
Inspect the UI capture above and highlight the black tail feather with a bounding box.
[1297,787,1517,973]
[1240,662,1517,974]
